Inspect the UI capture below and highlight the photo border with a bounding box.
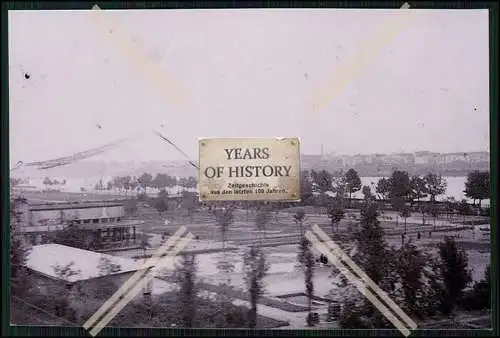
[1,1,497,337]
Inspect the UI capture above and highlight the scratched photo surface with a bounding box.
[8,7,491,333]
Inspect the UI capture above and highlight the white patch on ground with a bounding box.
[27,244,140,282]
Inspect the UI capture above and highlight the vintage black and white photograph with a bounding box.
[8,7,491,331]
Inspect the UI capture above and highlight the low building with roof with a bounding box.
[12,199,144,248]
[25,244,172,298]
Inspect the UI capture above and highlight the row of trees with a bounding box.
[305,168,489,207]
[42,177,67,186]
[144,189,198,220]
[302,168,490,232]
[96,173,197,192]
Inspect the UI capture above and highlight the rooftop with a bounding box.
[81,220,145,230]
[27,244,140,283]
[20,220,145,233]
[29,202,125,211]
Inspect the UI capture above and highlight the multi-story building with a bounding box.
[466,151,489,163]
[415,151,431,165]
[13,198,144,247]
[441,152,469,164]
[390,153,416,165]
[351,154,367,166]
[371,154,388,164]
[414,151,441,165]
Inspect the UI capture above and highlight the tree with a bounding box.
[214,207,235,285]
[215,207,234,251]
[122,175,132,193]
[425,203,440,231]
[299,237,315,327]
[294,209,306,240]
[424,173,447,202]
[50,262,80,320]
[390,196,406,227]
[187,176,198,188]
[300,170,314,204]
[106,181,113,190]
[112,176,124,192]
[375,178,391,200]
[340,204,397,328]
[154,189,169,216]
[331,170,348,198]
[461,265,490,310]
[362,185,372,204]
[243,245,269,328]
[212,207,236,325]
[10,197,33,297]
[175,253,198,328]
[327,198,345,233]
[255,207,272,243]
[394,242,441,318]
[344,169,362,208]
[181,191,198,221]
[167,175,177,188]
[437,236,472,314]
[137,172,153,190]
[386,171,413,227]
[52,261,81,280]
[129,177,139,193]
[153,173,177,190]
[43,177,52,186]
[355,204,388,287]
[443,196,457,220]
[97,256,122,276]
[179,176,198,189]
[464,171,490,208]
[399,204,411,234]
[457,199,473,223]
[388,170,412,201]
[152,174,165,190]
[410,176,428,225]
[311,169,333,194]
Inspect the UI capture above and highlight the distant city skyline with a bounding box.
[9,9,489,164]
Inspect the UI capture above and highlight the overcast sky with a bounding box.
[9,8,489,164]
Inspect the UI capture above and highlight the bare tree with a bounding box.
[299,237,316,327]
[255,206,272,244]
[294,209,306,241]
[174,253,198,327]
[97,256,122,276]
[243,245,269,328]
[214,206,235,320]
